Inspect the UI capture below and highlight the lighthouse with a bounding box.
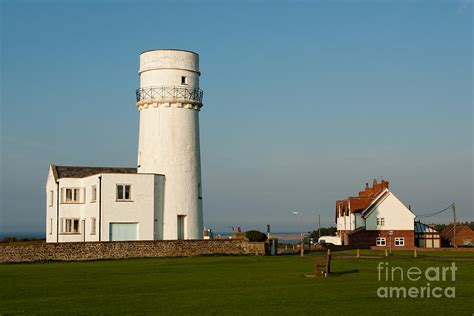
[136,49,204,240]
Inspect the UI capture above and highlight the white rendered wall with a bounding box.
[137,50,203,240]
[46,170,164,242]
[354,213,364,229]
[365,192,415,231]
[45,167,58,242]
[100,173,163,241]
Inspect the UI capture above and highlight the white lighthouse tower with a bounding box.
[136,49,204,240]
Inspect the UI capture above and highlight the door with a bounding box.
[109,223,138,241]
[177,215,186,240]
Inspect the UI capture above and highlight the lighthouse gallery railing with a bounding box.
[136,86,204,104]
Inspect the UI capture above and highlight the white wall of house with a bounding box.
[45,167,58,242]
[364,192,415,231]
[354,213,364,229]
[100,173,160,241]
[46,169,164,243]
[336,215,351,231]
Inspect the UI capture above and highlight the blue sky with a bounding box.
[1,0,472,234]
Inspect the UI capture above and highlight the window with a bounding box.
[48,190,54,207]
[91,218,96,235]
[377,217,385,226]
[116,184,132,201]
[181,76,188,85]
[91,185,97,203]
[376,237,386,246]
[60,218,80,234]
[395,237,405,246]
[49,218,53,235]
[65,188,81,203]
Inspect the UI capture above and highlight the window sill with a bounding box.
[116,200,133,202]
[61,202,84,205]
[90,201,96,203]
[59,232,81,235]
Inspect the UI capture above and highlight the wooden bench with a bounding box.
[313,252,331,277]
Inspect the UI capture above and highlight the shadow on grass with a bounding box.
[330,269,359,276]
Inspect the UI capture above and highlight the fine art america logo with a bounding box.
[376,262,457,298]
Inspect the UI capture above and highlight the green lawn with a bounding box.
[1,254,473,315]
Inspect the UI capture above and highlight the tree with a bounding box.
[245,230,267,242]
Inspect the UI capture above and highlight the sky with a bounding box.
[1,0,472,234]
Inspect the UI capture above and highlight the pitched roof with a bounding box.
[361,189,391,218]
[335,179,390,216]
[414,221,439,234]
[440,224,473,239]
[52,165,137,179]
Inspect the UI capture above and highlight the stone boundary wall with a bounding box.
[0,239,266,263]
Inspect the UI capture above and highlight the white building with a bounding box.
[46,49,204,242]
[335,179,416,248]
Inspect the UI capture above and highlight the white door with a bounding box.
[109,223,138,241]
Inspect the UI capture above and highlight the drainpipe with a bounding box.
[56,181,60,243]
[98,175,102,242]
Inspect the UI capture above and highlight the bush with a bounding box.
[245,230,267,242]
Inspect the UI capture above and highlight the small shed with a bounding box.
[414,221,440,248]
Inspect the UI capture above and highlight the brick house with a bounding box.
[335,179,415,248]
[441,224,474,247]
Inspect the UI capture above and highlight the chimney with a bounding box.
[365,183,369,190]
[373,178,378,186]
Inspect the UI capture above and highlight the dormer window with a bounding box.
[181,76,188,85]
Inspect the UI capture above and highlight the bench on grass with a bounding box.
[313,251,331,277]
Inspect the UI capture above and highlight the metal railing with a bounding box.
[136,86,204,104]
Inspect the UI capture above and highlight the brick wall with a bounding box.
[348,229,414,248]
[0,239,266,263]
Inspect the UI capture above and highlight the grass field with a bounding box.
[1,253,473,315]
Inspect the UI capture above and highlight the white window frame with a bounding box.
[49,218,53,235]
[377,217,385,226]
[60,218,81,234]
[181,76,188,85]
[91,185,97,203]
[64,188,81,203]
[395,237,405,247]
[116,184,132,201]
[91,217,96,235]
[376,237,386,246]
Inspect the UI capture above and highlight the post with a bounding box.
[357,248,360,258]
[385,249,388,257]
[318,214,321,241]
[389,235,392,254]
[293,211,304,257]
[414,248,417,258]
[452,203,457,248]
[300,213,304,257]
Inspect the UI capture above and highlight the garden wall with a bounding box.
[0,239,266,263]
